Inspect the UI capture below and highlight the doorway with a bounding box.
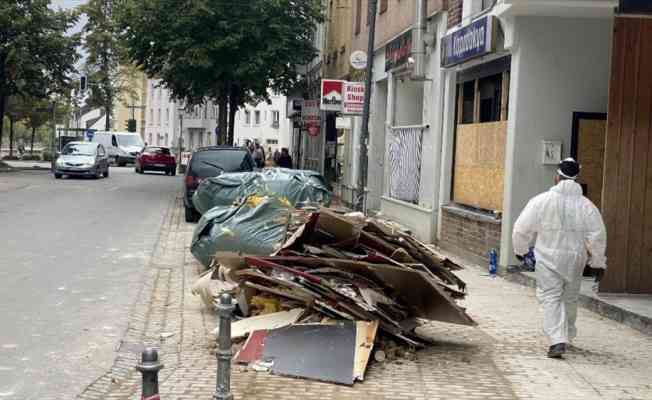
[571,112,607,209]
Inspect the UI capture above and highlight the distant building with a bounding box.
[234,92,290,153]
[143,78,219,151]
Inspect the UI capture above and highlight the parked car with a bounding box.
[135,146,176,175]
[90,131,144,166]
[184,146,256,222]
[54,142,110,179]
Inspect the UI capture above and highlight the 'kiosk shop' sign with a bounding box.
[441,16,496,68]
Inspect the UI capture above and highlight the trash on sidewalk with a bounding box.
[194,207,474,385]
[192,168,332,215]
[190,195,293,268]
[214,308,304,339]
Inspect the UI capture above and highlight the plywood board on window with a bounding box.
[576,119,606,209]
[453,121,507,211]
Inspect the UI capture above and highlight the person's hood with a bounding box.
[551,180,583,197]
[58,155,96,165]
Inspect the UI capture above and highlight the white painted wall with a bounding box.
[234,94,290,153]
[500,16,612,265]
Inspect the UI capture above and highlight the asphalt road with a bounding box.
[0,167,180,399]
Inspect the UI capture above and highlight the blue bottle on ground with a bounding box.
[489,249,498,278]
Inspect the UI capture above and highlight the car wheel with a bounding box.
[94,169,102,179]
[103,167,109,178]
[54,173,62,179]
[185,206,200,223]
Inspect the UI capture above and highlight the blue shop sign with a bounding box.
[441,16,496,68]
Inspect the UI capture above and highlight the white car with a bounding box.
[90,131,145,166]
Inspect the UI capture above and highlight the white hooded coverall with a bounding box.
[512,180,607,345]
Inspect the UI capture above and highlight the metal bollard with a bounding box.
[136,347,164,400]
[214,293,235,400]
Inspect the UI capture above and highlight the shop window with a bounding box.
[479,73,502,123]
[461,81,475,124]
[254,110,261,125]
[244,111,251,125]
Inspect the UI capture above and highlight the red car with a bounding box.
[135,146,177,175]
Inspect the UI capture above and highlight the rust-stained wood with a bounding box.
[602,17,652,294]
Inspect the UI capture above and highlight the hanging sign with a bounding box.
[342,82,365,115]
[385,30,412,71]
[320,79,345,111]
[301,99,321,137]
[441,16,496,68]
[350,50,368,70]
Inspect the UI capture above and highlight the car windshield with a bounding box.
[62,143,96,156]
[117,135,144,147]
[190,149,254,177]
[145,147,170,155]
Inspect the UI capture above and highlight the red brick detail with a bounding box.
[447,0,463,29]
[440,208,501,262]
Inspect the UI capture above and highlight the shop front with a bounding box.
[437,3,614,267]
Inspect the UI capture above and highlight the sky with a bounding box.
[51,0,88,34]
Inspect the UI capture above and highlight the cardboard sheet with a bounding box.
[234,330,268,364]
[214,308,304,339]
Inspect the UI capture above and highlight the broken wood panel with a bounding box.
[353,320,379,382]
[234,330,268,364]
[263,322,357,385]
[215,308,304,339]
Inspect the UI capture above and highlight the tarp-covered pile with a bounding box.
[192,168,332,215]
[192,206,474,386]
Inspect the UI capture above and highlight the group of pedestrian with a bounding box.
[245,139,293,169]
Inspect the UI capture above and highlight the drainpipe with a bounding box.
[411,0,427,81]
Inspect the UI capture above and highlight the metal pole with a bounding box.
[214,293,234,400]
[136,348,164,400]
[50,102,56,171]
[177,112,183,171]
[356,0,378,212]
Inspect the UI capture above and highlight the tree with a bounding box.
[22,98,53,154]
[115,0,323,145]
[0,1,80,154]
[80,0,132,131]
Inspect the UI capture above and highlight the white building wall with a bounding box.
[500,16,612,265]
[144,79,218,150]
[234,94,291,153]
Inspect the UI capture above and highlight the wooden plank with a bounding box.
[353,320,379,382]
[613,18,641,292]
[627,20,651,293]
[639,19,652,294]
[500,70,509,121]
[601,18,633,292]
[473,78,480,123]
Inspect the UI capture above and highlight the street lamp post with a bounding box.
[177,108,184,172]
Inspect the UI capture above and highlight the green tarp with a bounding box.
[192,168,331,215]
[190,195,292,268]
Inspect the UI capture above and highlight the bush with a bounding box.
[21,154,41,161]
[3,155,19,161]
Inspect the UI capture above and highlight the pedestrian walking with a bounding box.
[273,148,281,164]
[253,142,265,168]
[277,147,293,169]
[512,158,607,359]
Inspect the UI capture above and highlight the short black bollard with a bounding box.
[136,347,164,400]
[214,293,235,400]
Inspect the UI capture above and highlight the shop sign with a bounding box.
[336,117,352,130]
[441,16,495,68]
[619,0,652,14]
[385,30,412,71]
[301,99,321,137]
[320,79,345,111]
[342,82,365,115]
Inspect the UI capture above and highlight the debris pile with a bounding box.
[192,207,474,385]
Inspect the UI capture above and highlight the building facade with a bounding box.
[143,78,219,152]
[233,93,291,153]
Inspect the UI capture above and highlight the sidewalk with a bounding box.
[2,159,51,170]
[79,198,652,400]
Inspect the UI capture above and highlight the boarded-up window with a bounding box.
[355,0,362,35]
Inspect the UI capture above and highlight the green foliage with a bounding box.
[115,0,324,140]
[80,0,132,129]
[0,0,81,101]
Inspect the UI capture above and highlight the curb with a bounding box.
[503,270,652,337]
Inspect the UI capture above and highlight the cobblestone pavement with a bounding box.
[78,200,652,399]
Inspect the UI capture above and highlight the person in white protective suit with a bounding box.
[512,158,607,358]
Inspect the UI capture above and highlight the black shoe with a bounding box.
[547,343,566,358]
